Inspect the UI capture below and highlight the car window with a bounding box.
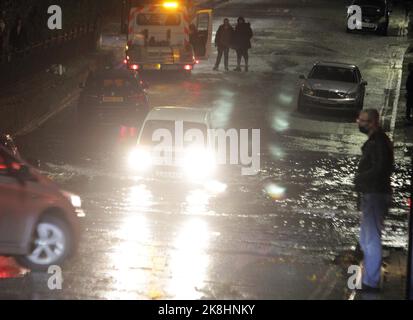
[102,78,135,88]
[353,0,385,14]
[309,66,357,83]
[137,14,181,26]
[140,120,208,147]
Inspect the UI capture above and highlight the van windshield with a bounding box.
[137,13,181,26]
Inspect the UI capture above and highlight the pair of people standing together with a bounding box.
[213,17,253,72]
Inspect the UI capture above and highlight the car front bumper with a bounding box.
[301,94,360,111]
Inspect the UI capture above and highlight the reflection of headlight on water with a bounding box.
[182,147,216,180]
[265,183,286,200]
[128,148,152,172]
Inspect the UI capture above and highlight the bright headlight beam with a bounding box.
[183,147,216,180]
[128,148,152,172]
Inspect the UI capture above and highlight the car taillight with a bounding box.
[119,126,138,140]
[129,64,139,71]
[184,64,193,71]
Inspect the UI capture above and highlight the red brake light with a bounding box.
[129,64,139,71]
[184,64,193,71]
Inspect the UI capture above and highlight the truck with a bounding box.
[125,0,213,73]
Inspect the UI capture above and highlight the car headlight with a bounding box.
[70,195,82,208]
[182,147,216,180]
[345,92,358,99]
[62,191,82,208]
[302,86,314,96]
[128,147,152,172]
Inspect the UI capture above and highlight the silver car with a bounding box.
[298,62,367,114]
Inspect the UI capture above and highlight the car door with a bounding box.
[356,67,366,97]
[0,152,30,251]
[193,9,213,59]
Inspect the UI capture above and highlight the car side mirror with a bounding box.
[361,80,368,86]
[299,75,306,80]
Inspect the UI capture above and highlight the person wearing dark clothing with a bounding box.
[233,17,253,72]
[213,19,234,71]
[9,18,28,54]
[189,23,202,58]
[405,63,413,121]
[354,109,394,291]
[0,18,6,62]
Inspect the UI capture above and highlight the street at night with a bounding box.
[0,0,412,302]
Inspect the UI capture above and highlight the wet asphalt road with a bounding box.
[0,0,411,299]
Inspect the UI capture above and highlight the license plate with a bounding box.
[143,63,161,70]
[102,96,124,103]
[155,171,183,179]
[319,99,336,105]
[362,22,376,28]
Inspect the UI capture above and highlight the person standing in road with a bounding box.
[354,109,394,292]
[233,17,253,72]
[405,63,413,122]
[213,18,234,71]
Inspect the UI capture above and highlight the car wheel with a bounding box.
[378,25,388,36]
[16,216,73,272]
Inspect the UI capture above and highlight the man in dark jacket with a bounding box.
[0,18,7,62]
[405,63,413,122]
[213,18,234,71]
[233,17,253,72]
[9,17,28,54]
[354,109,394,291]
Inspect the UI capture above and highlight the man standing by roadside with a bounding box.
[0,17,7,63]
[9,17,28,56]
[213,18,233,72]
[233,17,253,72]
[355,109,394,292]
[405,63,413,123]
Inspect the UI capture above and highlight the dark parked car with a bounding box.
[77,68,150,130]
[347,0,391,35]
[298,62,367,114]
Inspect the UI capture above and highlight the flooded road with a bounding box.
[0,0,411,299]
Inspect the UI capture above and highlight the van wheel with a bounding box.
[16,216,73,272]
